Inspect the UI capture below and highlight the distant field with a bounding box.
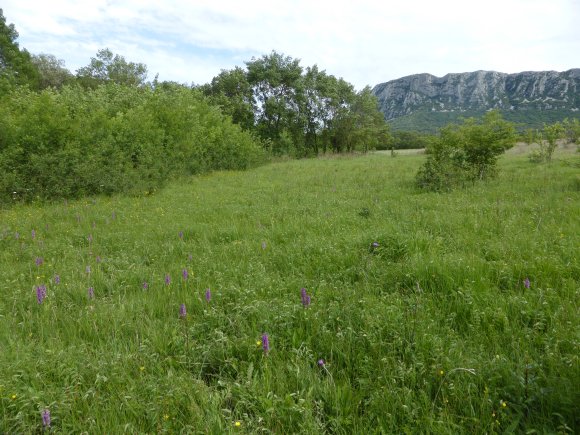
[0,152,578,433]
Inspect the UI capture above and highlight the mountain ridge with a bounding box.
[372,69,580,131]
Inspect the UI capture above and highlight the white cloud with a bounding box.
[2,0,579,88]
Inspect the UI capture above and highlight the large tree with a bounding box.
[76,48,147,88]
[0,9,40,93]
[32,53,74,89]
[246,51,304,151]
[201,66,255,131]
[204,51,391,156]
[350,87,392,152]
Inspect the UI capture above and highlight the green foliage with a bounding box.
[245,51,305,153]
[562,118,580,144]
[528,122,566,163]
[416,111,517,191]
[387,130,433,150]
[205,51,391,156]
[388,109,488,133]
[76,48,148,88]
[31,53,74,89]
[0,153,578,432]
[201,67,255,131]
[0,83,264,203]
[540,122,565,162]
[0,9,40,94]
[348,87,393,152]
[388,107,580,134]
[522,128,538,146]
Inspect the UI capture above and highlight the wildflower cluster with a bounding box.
[36,285,47,304]
[300,287,312,308]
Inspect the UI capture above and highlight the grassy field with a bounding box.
[0,150,578,433]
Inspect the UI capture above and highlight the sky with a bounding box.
[2,0,579,90]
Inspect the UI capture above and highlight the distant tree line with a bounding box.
[384,131,433,150]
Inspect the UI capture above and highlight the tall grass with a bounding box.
[0,151,578,432]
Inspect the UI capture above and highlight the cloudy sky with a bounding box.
[2,0,579,89]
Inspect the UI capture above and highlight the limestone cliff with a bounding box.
[372,69,580,130]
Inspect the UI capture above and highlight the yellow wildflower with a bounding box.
[234,421,241,427]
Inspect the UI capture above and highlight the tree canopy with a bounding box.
[76,48,148,88]
[0,8,40,94]
[1,12,393,205]
[204,51,391,156]
[32,53,74,89]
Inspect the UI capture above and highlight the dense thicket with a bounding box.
[0,83,264,203]
[0,11,265,204]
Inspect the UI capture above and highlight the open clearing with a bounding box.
[0,152,578,433]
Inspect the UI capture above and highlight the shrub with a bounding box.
[562,118,580,144]
[528,122,565,163]
[0,83,264,204]
[416,111,516,191]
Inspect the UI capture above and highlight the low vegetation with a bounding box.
[1,151,578,433]
[526,119,580,163]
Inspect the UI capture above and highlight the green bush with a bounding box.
[529,122,566,163]
[416,111,516,191]
[562,118,580,144]
[0,83,264,204]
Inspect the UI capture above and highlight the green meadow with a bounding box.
[0,150,578,433]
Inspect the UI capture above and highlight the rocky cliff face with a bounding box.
[372,69,580,121]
